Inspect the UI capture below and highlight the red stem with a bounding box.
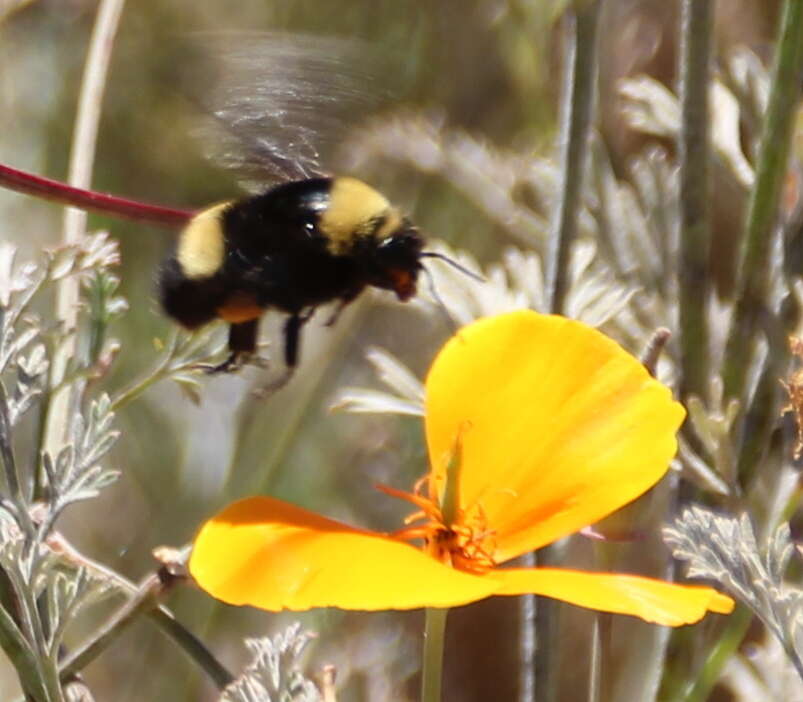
[0,162,194,229]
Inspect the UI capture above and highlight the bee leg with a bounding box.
[323,291,358,327]
[284,311,307,367]
[203,320,260,374]
[253,312,309,397]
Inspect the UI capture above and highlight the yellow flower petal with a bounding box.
[190,497,497,611]
[425,311,685,562]
[489,567,734,626]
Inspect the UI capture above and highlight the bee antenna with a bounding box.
[422,265,460,333]
[420,252,485,283]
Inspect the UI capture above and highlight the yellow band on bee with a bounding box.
[320,177,400,254]
[177,202,230,279]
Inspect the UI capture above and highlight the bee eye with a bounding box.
[380,228,422,252]
[301,219,317,237]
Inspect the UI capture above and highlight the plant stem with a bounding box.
[15,571,64,702]
[0,384,35,540]
[43,0,127,474]
[722,0,803,403]
[109,335,178,411]
[45,533,233,692]
[676,606,751,702]
[0,163,191,228]
[421,607,448,702]
[587,617,601,702]
[677,0,712,400]
[419,421,461,701]
[59,572,165,678]
[734,334,786,485]
[540,5,602,700]
[0,582,48,701]
[518,576,536,702]
[58,569,232,692]
[0,576,231,702]
[9,575,235,702]
[545,0,601,315]
[146,609,235,691]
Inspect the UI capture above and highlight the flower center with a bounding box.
[377,478,497,574]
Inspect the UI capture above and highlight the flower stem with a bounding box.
[421,607,448,702]
[587,617,601,702]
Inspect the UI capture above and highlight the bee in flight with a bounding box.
[160,174,430,386]
[157,33,475,393]
[0,34,477,394]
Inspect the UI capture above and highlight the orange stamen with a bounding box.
[375,483,444,523]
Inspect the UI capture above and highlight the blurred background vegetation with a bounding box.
[0,0,794,700]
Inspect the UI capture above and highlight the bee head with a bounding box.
[366,223,424,301]
[316,177,425,300]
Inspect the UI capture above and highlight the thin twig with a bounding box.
[47,533,234,691]
[58,570,173,679]
[145,608,235,691]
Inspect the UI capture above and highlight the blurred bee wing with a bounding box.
[187,32,392,189]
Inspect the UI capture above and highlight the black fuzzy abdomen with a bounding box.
[247,249,363,312]
[158,256,229,329]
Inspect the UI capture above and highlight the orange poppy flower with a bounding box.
[190,311,733,626]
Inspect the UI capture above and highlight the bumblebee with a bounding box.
[154,34,477,392]
[0,34,477,393]
[159,175,425,381]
